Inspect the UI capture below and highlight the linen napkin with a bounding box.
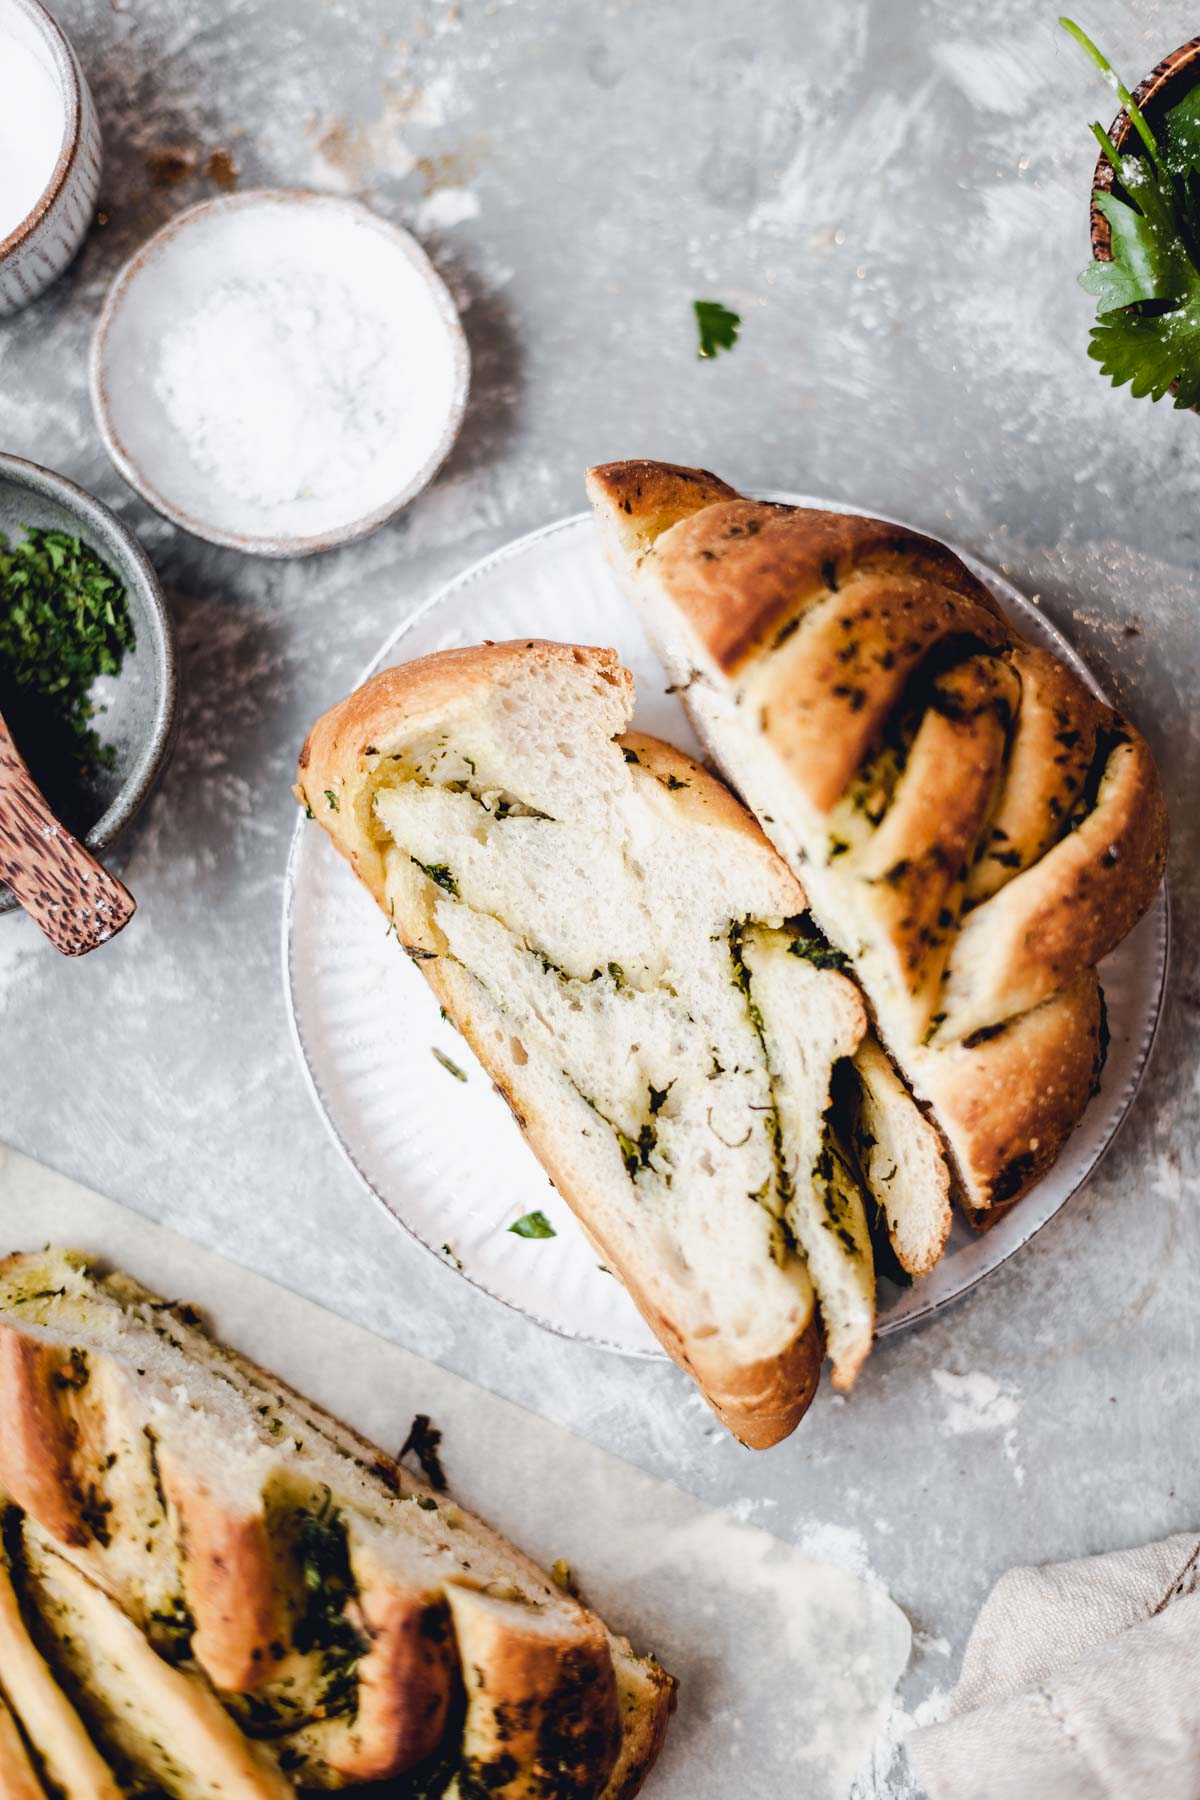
[908,1531,1200,1799]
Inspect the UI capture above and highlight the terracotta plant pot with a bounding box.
[1090,34,1200,262]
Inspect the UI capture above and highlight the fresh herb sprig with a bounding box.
[0,529,135,812]
[1064,17,1200,405]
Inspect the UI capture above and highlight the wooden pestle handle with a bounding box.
[0,709,136,955]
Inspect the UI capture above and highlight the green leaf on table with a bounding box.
[693,299,741,359]
[508,1210,556,1239]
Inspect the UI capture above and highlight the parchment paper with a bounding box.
[0,1145,910,1799]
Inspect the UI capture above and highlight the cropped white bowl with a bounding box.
[0,0,101,315]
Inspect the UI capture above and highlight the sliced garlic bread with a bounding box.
[586,461,1151,1228]
[0,1250,674,1798]
[19,1521,290,1800]
[0,1529,122,1800]
[298,641,891,1432]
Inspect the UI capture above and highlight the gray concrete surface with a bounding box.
[2,1,1198,1787]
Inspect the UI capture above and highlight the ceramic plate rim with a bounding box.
[89,189,471,558]
[283,499,1169,1354]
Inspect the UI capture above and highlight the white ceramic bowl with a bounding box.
[90,191,471,557]
[0,0,101,315]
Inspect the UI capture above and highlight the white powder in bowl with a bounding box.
[0,30,65,241]
[154,273,423,524]
[96,194,469,551]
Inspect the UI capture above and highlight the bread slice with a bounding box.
[297,639,902,1427]
[0,1250,674,1797]
[0,1689,49,1800]
[587,461,1163,1224]
[849,1037,950,1278]
[18,1521,292,1800]
[0,1526,123,1800]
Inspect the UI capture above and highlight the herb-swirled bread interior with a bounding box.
[298,640,945,1433]
[0,1248,676,1798]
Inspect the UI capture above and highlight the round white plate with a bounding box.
[284,504,1169,1356]
[91,191,469,557]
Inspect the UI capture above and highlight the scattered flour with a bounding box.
[852,1684,956,1800]
[932,1369,1025,1488]
[414,185,481,232]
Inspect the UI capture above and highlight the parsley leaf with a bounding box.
[508,1210,556,1239]
[787,934,852,971]
[410,857,459,897]
[1064,17,1200,406]
[693,299,741,359]
[1088,299,1200,406]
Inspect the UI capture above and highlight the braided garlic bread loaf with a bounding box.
[0,1250,675,1798]
[587,462,1167,1224]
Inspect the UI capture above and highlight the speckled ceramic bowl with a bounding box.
[0,0,102,315]
[91,191,471,557]
[0,456,177,916]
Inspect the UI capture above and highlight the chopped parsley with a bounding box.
[787,935,852,971]
[432,1046,467,1082]
[292,1494,368,1719]
[411,857,459,897]
[693,298,741,359]
[323,788,339,811]
[1064,16,1200,405]
[0,528,135,827]
[509,1209,556,1239]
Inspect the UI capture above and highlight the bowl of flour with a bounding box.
[89,191,470,557]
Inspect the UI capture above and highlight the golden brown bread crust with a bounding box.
[599,1654,677,1800]
[298,644,825,1450]
[0,1252,676,1796]
[0,1326,85,1547]
[963,645,1097,906]
[310,1568,457,1780]
[446,1586,621,1800]
[939,729,1168,1043]
[587,460,1167,1221]
[155,1453,283,1694]
[100,1280,676,1796]
[0,1696,46,1800]
[911,973,1107,1228]
[853,652,1018,1032]
[0,1538,126,1800]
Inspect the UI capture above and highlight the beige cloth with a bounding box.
[909,1532,1200,1800]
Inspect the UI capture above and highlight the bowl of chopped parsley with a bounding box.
[0,454,176,914]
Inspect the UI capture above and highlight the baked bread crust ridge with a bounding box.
[587,460,1167,1221]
